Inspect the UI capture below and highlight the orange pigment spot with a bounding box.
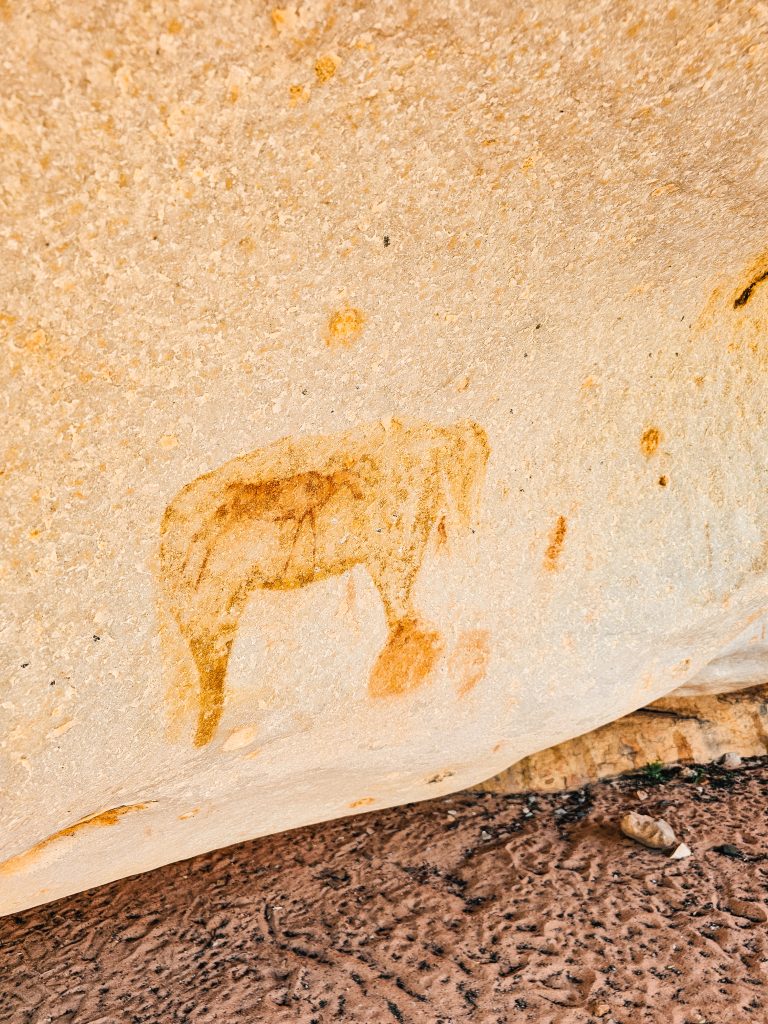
[315,54,339,83]
[640,427,662,457]
[326,306,365,347]
[289,84,309,106]
[271,7,295,32]
[349,797,375,808]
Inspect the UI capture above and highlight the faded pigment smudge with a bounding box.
[0,804,151,875]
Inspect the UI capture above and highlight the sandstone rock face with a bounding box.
[1,0,767,913]
[482,686,768,794]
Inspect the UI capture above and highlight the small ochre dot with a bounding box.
[326,306,365,347]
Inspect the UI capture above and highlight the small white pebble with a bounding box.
[670,843,692,860]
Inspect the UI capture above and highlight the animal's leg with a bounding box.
[276,509,321,585]
[368,615,444,698]
[182,575,262,746]
[363,479,450,698]
[280,516,303,575]
[189,633,234,747]
[366,565,444,699]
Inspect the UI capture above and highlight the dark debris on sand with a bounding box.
[2,758,768,1024]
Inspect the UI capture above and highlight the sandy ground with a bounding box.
[1,759,767,1024]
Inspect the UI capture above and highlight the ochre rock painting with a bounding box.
[158,419,490,747]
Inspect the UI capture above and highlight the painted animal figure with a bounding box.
[158,419,490,746]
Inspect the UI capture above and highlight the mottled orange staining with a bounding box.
[158,419,489,745]
[22,328,48,352]
[271,7,296,32]
[166,17,182,33]
[326,305,365,347]
[449,629,491,697]
[640,427,662,457]
[673,729,694,761]
[368,616,444,698]
[349,797,375,808]
[315,54,339,83]
[544,515,568,572]
[289,84,309,106]
[0,804,150,875]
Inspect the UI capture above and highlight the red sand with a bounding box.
[2,759,767,1023]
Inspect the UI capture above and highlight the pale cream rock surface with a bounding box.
[1,0,767,914]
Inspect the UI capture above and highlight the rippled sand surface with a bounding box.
[3,759,767,1023]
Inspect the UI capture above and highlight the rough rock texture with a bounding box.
[483,685,768,793]
[3,759,768,1024]
[1,0,768,912]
